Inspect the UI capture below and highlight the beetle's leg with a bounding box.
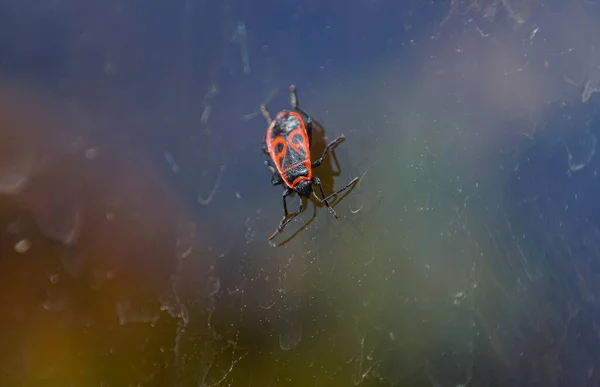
[312,135,346,168]
[270,171,283,186]
[264,156,275,171]
[260,104,273,124]
[312,177,339,219]
[263,145,284,185]
[281,188,292,217]
[319,176,359,204]
[271,174,284,186]
[262,157,282,186]
[269,188,302,240]
[263,160,283,186]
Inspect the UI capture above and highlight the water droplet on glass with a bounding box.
[59,249,84,277]
[175,221,196,259]
[34,201,81,246]
[279,316,302,351]
[564,131,597,172]
[115,298,160,325]
[582,80,600,103]
[0,143,33,195]
[85,147,100,159]
[14,239,31,254]
[49,273,60,284]
[208,276,220,296]
[158,294,188,325]
[42,296,66,311]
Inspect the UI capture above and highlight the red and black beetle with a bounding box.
[260,85,358,240]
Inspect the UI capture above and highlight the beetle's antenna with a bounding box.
[260,104,273,124]
[290,85,299,108]
[290,85,310,117]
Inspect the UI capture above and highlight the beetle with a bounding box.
[260,85,359,240]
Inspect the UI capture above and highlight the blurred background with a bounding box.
[0,0,600,386]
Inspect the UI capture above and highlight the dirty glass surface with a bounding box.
[0,0,600,386]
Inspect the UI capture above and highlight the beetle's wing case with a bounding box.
[266,112,308,166]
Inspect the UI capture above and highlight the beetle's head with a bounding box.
[295,179,313,198]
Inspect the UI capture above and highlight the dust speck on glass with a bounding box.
[0,0,599,386]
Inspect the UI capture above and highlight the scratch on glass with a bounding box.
[237,22,250,74]
[198,164,226,205]
[500,0,525,24]
[582,80,600,103]
[364,241,375,266]
[164,152,180,174]
[349,164,371,213]
[201,104,212,124]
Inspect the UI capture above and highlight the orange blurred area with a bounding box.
[0,82,212,384]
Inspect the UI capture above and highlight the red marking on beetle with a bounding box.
[270,136,287,171]
[287,127,310,160]
[265,112,313,190]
